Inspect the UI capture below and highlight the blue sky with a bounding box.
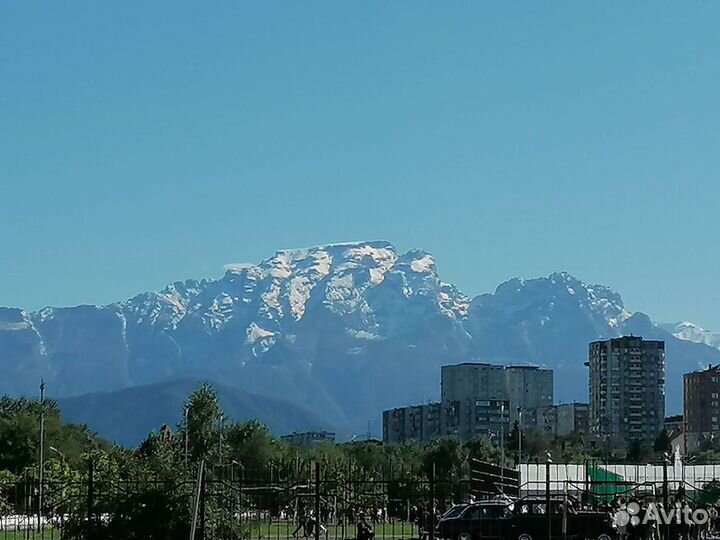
[2,2,719,329]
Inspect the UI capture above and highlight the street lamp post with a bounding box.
[49,446,66,467]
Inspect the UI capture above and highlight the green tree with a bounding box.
[517,430,554,462]
[0,470,16,514]
[184,384,221,462]
[465,436,501,465]
[626,440,653,463]
[226,420,281,472]
[653,430,672,455]
[0,396,103,473]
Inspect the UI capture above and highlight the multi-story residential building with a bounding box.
[556,402,589,435]
[383,402,441,443]
[684,365,720,450]
[504,366,555,422]
[441,363,507,404]
[383,362,553,443]
[442,398,510,439]
[281,430,336,447]
[587,336,665,446]
[524,403,589,437]
[524,405,556,435]
[441,363,553,423]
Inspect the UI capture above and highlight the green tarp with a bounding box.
[587,465,631,504]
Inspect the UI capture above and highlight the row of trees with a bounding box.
[1,384,718,538]
[0,385,694,482]
[0,395,108,474]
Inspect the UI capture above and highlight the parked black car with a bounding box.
[436,498,615,540]
[436,501,512,540]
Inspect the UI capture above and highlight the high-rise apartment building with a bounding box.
[441,398,510,439]
[587,336,665,445]
[505,365,555,421]
[441,363,553,421]
[684,364,720,450]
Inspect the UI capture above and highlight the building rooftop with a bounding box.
[441,362,548,370]
[589,335,665,346]
[685,363,720,375]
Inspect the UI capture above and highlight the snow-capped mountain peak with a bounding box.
[472,271,631,332]
[661,321,720,350]
[3,242,719,431]
[113,242,468,358]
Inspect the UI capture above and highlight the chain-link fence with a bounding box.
[0,460,464,540]
[11,459,720,539]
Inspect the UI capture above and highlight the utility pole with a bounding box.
[38,379,45,532]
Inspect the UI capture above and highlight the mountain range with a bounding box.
[56,379,328,447]
[2,241,718,441]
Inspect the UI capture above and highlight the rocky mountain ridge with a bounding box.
[2,241,717,433]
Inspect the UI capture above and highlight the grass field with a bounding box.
[1,531,58,540]
[0,521,420,539]
[247,520,420,539]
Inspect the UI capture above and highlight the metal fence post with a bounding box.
[315,461,321,540]
[200,464,207,540]
[662,458,669,540]
[190,460,205,540]
[545,460,551,540]
[429,463,436,540]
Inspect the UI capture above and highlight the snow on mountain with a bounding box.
[1,242,718,433]
[661,321,720,350]
[466,272,631,353]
